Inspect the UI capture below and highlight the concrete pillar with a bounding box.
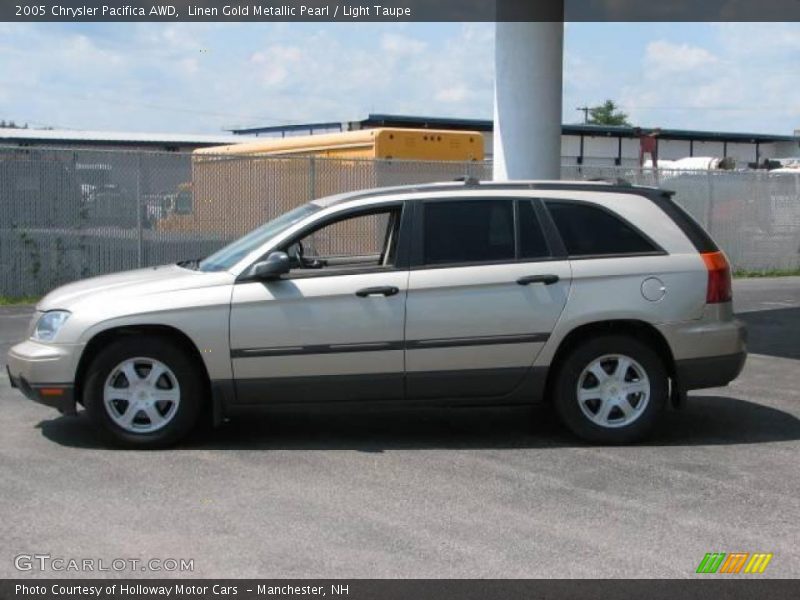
[493,21,564,181]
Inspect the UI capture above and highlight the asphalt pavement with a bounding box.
[1,278,799,578]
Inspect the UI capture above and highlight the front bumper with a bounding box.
[6,340,81,415]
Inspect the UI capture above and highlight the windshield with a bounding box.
[198,203,320,272]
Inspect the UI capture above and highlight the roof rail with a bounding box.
[323,179,671,206]
[587,177,633,186]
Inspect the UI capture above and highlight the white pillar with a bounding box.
[493,21,564,181]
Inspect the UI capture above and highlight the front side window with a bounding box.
[199,203,319,272]
[282,206,402,274]
[546,201,659,257]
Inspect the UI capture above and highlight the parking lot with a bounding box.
[1,277,799,578]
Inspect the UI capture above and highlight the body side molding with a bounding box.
[231,332,550,358]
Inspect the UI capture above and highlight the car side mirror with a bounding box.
[250,251,291,280]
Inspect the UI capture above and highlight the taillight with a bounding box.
[701,251,732,303]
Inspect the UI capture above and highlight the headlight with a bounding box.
[32,311,71,342]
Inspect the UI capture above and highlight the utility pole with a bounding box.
[576,106,590,124]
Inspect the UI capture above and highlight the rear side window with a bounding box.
[546,201,659,257]
[424,200,515,265]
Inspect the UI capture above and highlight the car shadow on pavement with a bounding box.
[38,394,800,451]
[738,307,800,360]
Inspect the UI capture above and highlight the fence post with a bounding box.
[308,156,316,201]
[136,154,143,268]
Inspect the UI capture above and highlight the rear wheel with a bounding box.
[553,335,668,444]
[83,336,204,448]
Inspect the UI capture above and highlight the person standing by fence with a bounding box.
[636,127,661,168]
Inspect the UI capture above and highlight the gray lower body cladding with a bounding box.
[216,367,548,413]
[675,352,747,391]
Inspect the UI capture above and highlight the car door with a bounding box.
[405,197,571,399]
[229,202,410,404]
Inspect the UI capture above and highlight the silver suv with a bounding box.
[6,180,746,447]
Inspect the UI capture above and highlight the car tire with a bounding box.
[553,334,668,444]
[83,335,204,448]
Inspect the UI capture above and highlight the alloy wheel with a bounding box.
[103,357,181,434]
[576,354,651,429]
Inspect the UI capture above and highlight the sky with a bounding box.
[0,22,799,135]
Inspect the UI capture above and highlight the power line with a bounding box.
[619,105,799,113]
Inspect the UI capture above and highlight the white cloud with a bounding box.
[249,45,304,86]
[0,22,497,133]
[563,51,600,91]
[6,22,796,137]
[251,45,303,64]
[564,23,800,134]
[406,23,493,114]
[643,41,718,74]
[380,33,426,55]
[714,22,800,57]
[435,86,469,103]
[178,57,200,76]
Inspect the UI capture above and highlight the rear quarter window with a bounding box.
[545,201,661,257]
[649,192,719,253]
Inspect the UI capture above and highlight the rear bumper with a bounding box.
[658,305,747,391]
[658,312,747,361]
[675,351,747,391]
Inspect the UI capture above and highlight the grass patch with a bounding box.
[733,268,800,278]
[0,295,40,306]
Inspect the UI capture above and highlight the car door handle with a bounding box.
[517,274,560,286]
[355,286,399,297]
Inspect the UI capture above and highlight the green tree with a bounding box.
[588,100,630,126]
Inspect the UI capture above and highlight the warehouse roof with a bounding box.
[230,113,800,144]
[0,128,247,148]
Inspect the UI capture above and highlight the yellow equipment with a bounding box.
[157,128,483,236]
[193,127,483,161]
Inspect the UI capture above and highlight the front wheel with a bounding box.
[553,335,668,444]
[83,336,204,448]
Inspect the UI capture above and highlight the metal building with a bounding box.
[230,113,800,169]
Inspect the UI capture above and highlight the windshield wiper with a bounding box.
[176,258,201,270]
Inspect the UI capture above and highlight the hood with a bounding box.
[38,264,234,312]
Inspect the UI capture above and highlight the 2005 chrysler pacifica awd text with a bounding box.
[7,180,747,447]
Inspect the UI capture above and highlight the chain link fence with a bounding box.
[1,146,798,296]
